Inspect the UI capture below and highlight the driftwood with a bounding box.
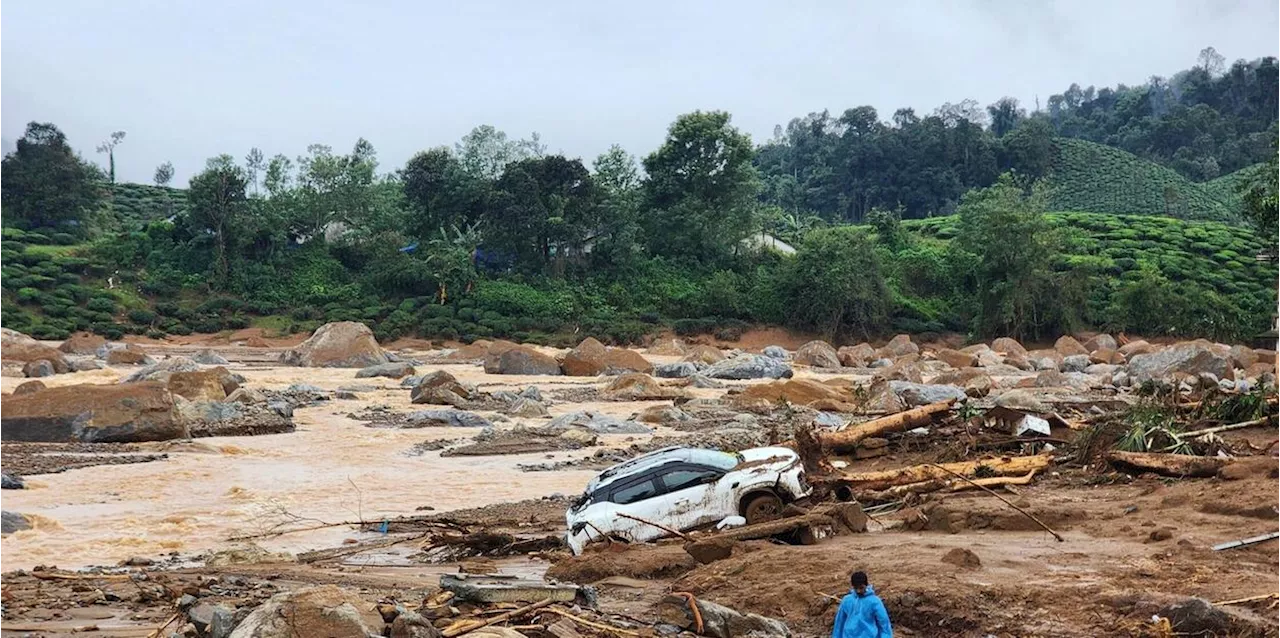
[1106,451,1229,478]
[1181,416,1277,439]
[820,400,956,452]
[442,597,555,637]
[815,454,1052,492]
[858,470,1040,502]
[616,512,694,542]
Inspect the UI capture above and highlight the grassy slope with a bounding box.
[905,212,1276,306]
[1047,138,1253,223]
[100,182,189,229]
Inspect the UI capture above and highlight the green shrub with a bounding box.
[128,309,157,324]
[86,297,116,313]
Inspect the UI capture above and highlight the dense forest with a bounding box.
[2,50,1276,346]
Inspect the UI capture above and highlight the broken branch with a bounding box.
[926,463,1064,543]
[542,608,642,637]
[1106,451,1229,478]
[442,597,555,637]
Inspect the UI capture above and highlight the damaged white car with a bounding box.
[564,446,811,554]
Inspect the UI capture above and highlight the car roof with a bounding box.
[586,447,741,493]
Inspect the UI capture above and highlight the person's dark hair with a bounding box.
[850,571,868,588]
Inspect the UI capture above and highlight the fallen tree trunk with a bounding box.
[857,470,1040,503]
[1106,451,1229,478]
[819,400,956,452]
[682,503,867,563]
[815,454,1052,493]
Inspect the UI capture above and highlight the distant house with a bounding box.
[739,232,796,255]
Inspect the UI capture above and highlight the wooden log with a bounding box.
[1106,451,1229,478]
[819,399,956,452]
[858,470,1040,502]
[442,597,555,637]
[817,454,1051,492]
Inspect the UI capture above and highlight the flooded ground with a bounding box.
[0,350,662,571]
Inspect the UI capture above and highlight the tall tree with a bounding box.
[187,155,249,287]
[1,122,102,229]
[96,131,126,183]
[987,97,1024,137]
[489,155,599,272]
[1241,151,1278,263]
[244,147,265,196]
[153,162,175,188]
[642,111,760,260]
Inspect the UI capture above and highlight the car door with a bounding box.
[653,464,730,530]
[600,471,670,544]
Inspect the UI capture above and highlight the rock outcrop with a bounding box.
[2,381,186,442]
[702,355,792,380]
[793,340,840,368]
[484,344,562,376]
[1,328,70,373]
[279,322,388,368]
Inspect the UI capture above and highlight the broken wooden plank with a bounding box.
[1107,451,1229,478]
[819,400,956,452]
[1212,531,1280,551]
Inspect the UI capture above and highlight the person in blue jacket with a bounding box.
[832,570,892,638]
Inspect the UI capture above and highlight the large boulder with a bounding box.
[1129,341,1233,383]
[888,381,967,407]
[107,344,154,366]
[654,361,700,378]
[228,585,382,638]
[990,337,1028,358]
[702,355,791,380]
[443,339,497,362]
[355,362,416,379]
[645,337,687,356]
[280,322,388,368]
[1053,336,1089,357]
[545,411,651,434]
[656,595,790,638]
[762,345,789,360]
[733,379,857,412]
[793,340,840,368]
[837,343,876,367]
[1229,345,1259,370]
[58,332,106,355]
[682,345,726,365]
[599,373,684,401]
[1,328,70,373]
[871,356,923,383]
[1082,333,1118,353]
[23,360,55,378]
[560,337,608,376]
[168,367,236,401]
[934,348,977,369]
[1117,339,1155,358]
[410,370,477,406]
[2,511,32,535]
[13,380,46,395]
[994,389,1050,413]
[877,334,918,358]
[597,349,655,375]
[2,381,186,442]
[404,410,492,428]
[484,345,562,376]
[120,356,201,383]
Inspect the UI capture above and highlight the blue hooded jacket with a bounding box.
[831,585,892,638]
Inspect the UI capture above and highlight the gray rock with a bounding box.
[994,389,1050,413]
[2,474,24,489]
[689,375,726,389]
[209,606,240,638]
[355,362,416,379]
[888,381,967,406]
[120,357,201,383]
[664,596,791,638]
[868,358,893,368]
[23,360,55,378]
[814,412,847,428]
[406,410,493,428]
[337,384,377,393]
[506,397,549,418]
[1062,355,1090,373]
[177,400,243,423]
[226,585,382,638]
[519,386,543,401]
[1084,363,1118,376]
[655,362,699,378]
[334,390,360,400]
[546,411,651,434]
[1198,372,1220,387]
[762,345,789,360]
[69,358,105,372]
[2,511,31,534]
[400,375,423,387]
[285,383,325,394]
[267,401,294,418]
[1113,370,1130,387]
[95,343,123,359]
[1030,357,1060,372]
[226,388,267,405]
[1129,342,1233,383]
[702,355,792,380]
[193,349,230,365]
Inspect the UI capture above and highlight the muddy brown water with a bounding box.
[1,348,699,571]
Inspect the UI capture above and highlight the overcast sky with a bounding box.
[3,0,1277,184]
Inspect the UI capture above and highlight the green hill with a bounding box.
[98,182,189,229]
[1047,139,1243,222]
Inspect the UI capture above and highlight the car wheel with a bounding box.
[743,492,783,525]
